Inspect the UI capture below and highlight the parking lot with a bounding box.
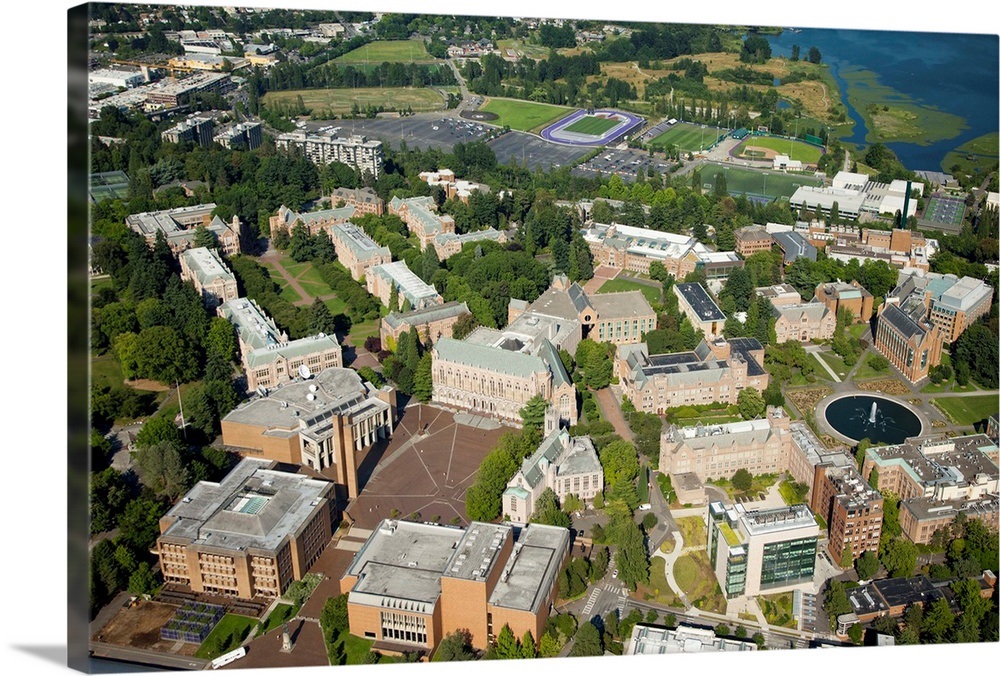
[573,147,674,183]
[487,131,592,171]
[303,114,492,152]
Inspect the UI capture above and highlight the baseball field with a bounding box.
[737,136,824,164]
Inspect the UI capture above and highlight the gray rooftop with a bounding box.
[330,222,390,260]
[590,291,655,319]
[626,624,757,654]
[773,302,831,324]
[741,504,818,536]
[675,283,726,322]
[370,261,441,307]
[180,247,235,286]
[160,458,334,553]
[488,523,569,613]
[219,298,284,351]
[383,301,470,330]
[434,336,549,379]
[772,230,818,263]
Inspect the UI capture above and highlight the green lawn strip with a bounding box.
[675,551,726,613]
[778,480,801,506]
[346,319,381,348]
[194,614,260,660]
[279,283,303,304]
[817,351,851,378]
[258,603,299,636]
[920,380,954,394]
[324,296,349,315]
[596,277,661,304]
[91,354,126,391]
[675,516,706,549]
[639,558,685,608]
[282,260,311,278]
[479,97,574,132]
[931,395,998,426]
[296,265,331,287]
[91,276,115,295]
[847,324,867,340]
[296,280,332,297]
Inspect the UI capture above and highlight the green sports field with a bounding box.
[565,115,621,136]
[698,164,824,200]
[335,39,437,64]
[479,97,574,132]
[737,136,824,164]
[262,87,444,115]
[648,122,727,151]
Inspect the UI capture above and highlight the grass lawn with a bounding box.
[346,318,381,348]
[338,632,376,665]
[759,592,798,629]
[852,356,893,380]
[91,276,115,295]
[636,558,686,608]
[596,278,661,304]
[647,122,725,151]
[194,614,259,660]
[479,97,574,132]
[848,324,868,340]
[778,479,808,506]
[673,551,727,613]
[931,395,998,426]
[942,133,999,175]
[258,603,298,636]
[675,516,706,549]
[738,136,823,164]
[91,353,125,391]
[921,380,954,394]
[324,296,349,316]
[263,87,444,116]
[335,39,436,64]
[817,351,851,378]
[697,163,823,200]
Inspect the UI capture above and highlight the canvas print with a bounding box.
[79,2,999,672]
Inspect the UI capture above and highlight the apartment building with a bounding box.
[269,204,356,239]
[772,302,835,343]
[329,223,392,281]
[862,434,998,543]
[214,121,263,150]
[156,458,336,599]
[161,114,215,147]
[674,282,726,338]
[734,225,774,257]
[581,222,742,278]
[220,367,395,499]
[366,261,443,311]
[218,298,343,391]
[340,520,569,654]
[616,338,769,415]
[810,464,883,564]
[178,246,239,308]
[433,229,507,260]
[331,187,384,216]
[814,280,874,323]
[387,196,456,250]
[380,301,470,349]
[125,204,243,255]
[888,269,994,343]
[707,502,819,599]
[275,132,384,178]
[504,426,603,523]
[660,407,793,482]
[755,284,802,307]
[432,326,578,427]
[144,72,234,107]
[509,274,657,347]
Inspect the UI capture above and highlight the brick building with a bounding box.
[331,187,385,216]
[772,302,835,343]
[581,222,740,278]
[810,464,883,564]
[126,204,243,255]
[340,520,569,655]
[814,280,874,323]
[178,246,239,308]
[674,282,726,338]
[888,270,994,344]
[269,204,356,239]
[380,301,470,349]
[157,459,336,599]
[388,196,456,250]
[734,225,775,257]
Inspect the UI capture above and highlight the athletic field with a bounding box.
[262,87,445,115]
[699,164,824,201]
[736,135,824,164]
[565,115,621,136]
[335,39,437,64]
[479,97,573,132]
[648,122,727,151]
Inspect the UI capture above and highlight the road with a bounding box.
[89,642,209,671]
[443,58,472,113]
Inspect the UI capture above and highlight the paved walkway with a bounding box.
[594,386,634,442]
[650,529,689,608]
[258,247,338,308]
[810,351,842,383]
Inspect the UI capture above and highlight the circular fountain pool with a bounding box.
[819,394,925,445]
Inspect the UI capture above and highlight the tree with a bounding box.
[128,562,157,596]
[117,498,166,552]
[519,631,538,659]
[413,353,433,402]
[731,468,753,492]
[491,624,520,659]
[807,46,822,64]
[604,611,620,639]
[615,519,649,590]
[320,594,349,643]
[840,542,854,569]
[855,551,880,580]
[590,547,609,582]
[881,538,917,578]
[737,388,766,420]
[311,298,338,335]
[90,467,131,534]
[847,622,863,645]
[921,597,955,643]
[520,394,548,430]
[569,622,603,657]
[740,34,772,64]
[133,441,189,500]
[822,579,851,630]
[714,624,730,637]
[193,224,217,249]
[452,313,479,340]
[434,631,475,661]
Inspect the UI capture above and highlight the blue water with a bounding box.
[767,28,999,170]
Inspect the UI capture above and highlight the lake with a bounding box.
[767,28,999,171]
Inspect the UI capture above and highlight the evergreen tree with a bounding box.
[413,353,433,402]
[388,284,399,311]
[311,298,338,335]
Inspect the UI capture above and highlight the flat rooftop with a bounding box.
[218,298,283,351]
[488,523,569,613]
[626,624,757,654]
[180,247,234,284]
[675,283,726,322]
[161,458,334,553]
[740,504,818,536]
[371,261,440,305]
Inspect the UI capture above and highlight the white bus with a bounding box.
[211,646,247,669]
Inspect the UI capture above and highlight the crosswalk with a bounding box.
[581,588,601,616]
[582,584,629,619]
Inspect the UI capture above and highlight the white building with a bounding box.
[275,131,384,178]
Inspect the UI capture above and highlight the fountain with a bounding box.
[821,394,923,445]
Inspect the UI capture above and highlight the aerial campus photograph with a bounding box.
[69,0,1000,673]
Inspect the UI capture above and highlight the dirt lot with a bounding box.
[93,600,198,656]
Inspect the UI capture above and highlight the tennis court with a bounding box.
[90,171,130,202]
[699,164,824,201]
[923,196,966,228]
[647,122,727,152]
